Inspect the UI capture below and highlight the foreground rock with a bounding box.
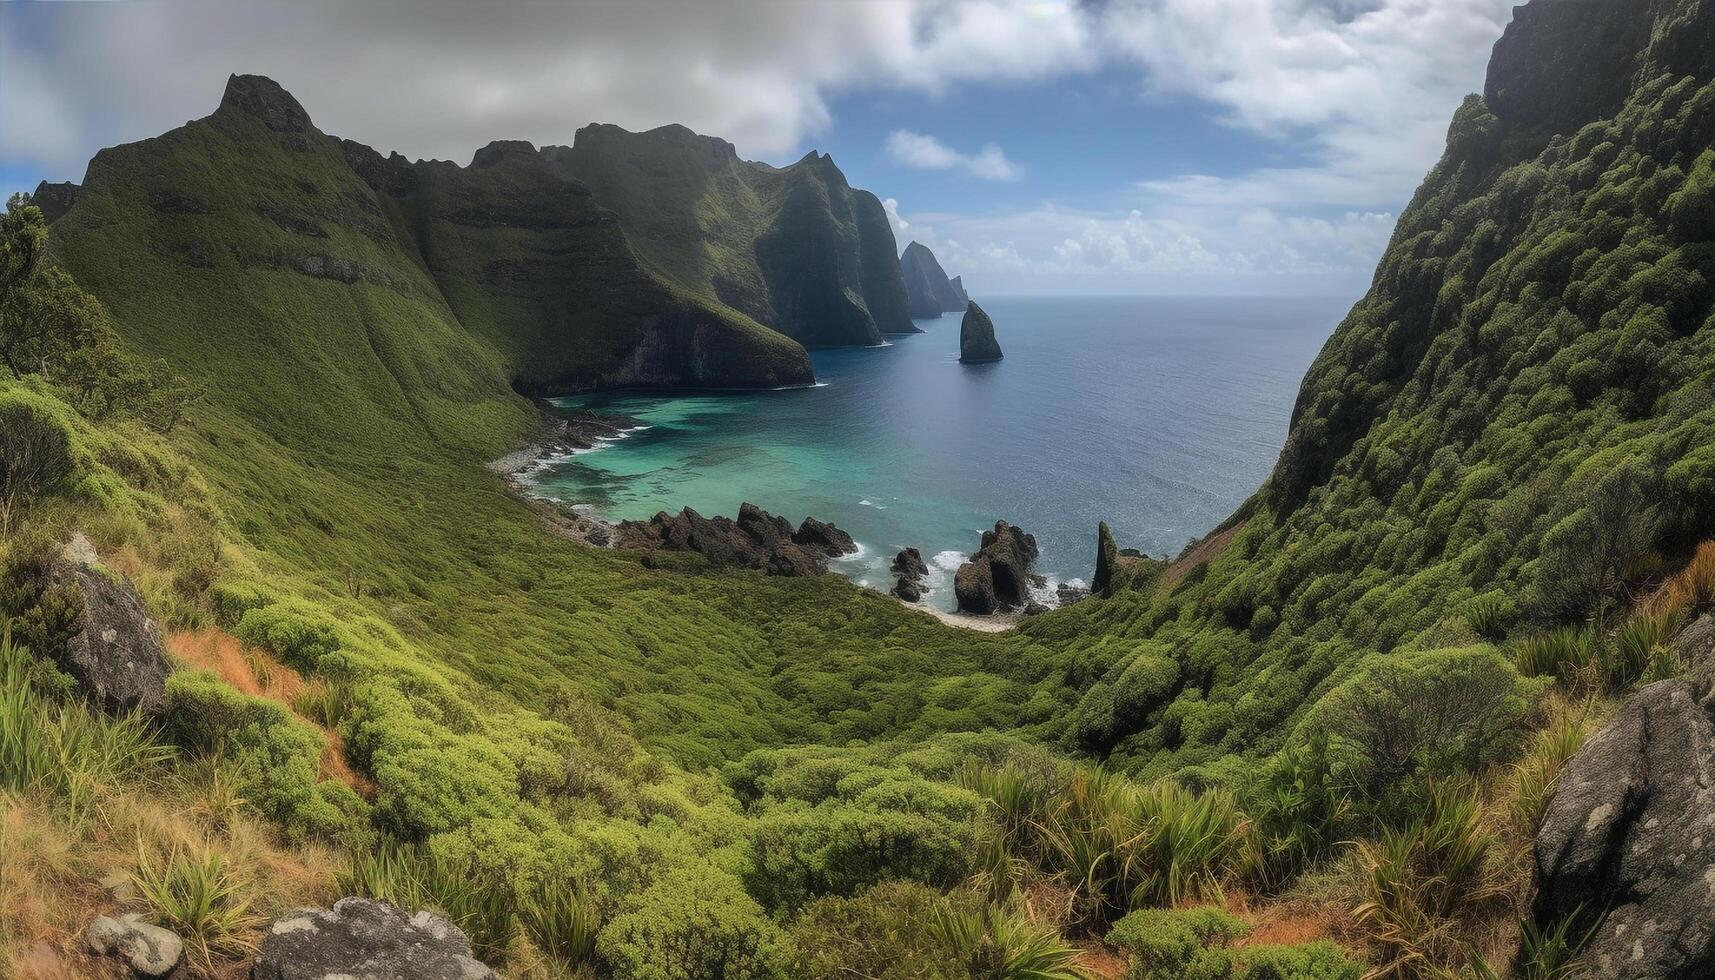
[1531,633,1715,979]
[955,522,1039,614]
[253,898,495,980]
[87,914,182,977]
[958,301,1003,364]
[892,547,929,602]
[45,534,170,715]
[616,503,856,576]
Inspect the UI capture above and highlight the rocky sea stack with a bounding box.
[959,301,1003,364]
[615,503,856,576]
[955,521,1038,614]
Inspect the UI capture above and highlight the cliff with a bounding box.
[546,123,917,346]
[900,240,968,318]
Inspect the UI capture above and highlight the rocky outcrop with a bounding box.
[955,522,1039,614]
[900,241,967,319]
[45,534,170,715]
[30,181,80,224]
[892,547,929,603]
[252,898,495,980]
[959,302,1003,364]
[1093,522,1119,596]
[616,503,855,576]
[87,914,182,977]
[1531,632,1715,979]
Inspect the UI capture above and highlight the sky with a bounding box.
[0,0,1518,297]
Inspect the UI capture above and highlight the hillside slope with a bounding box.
[1048,0,1715,777]
[548,124,916,347]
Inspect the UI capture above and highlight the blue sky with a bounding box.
[1,0,1519,296]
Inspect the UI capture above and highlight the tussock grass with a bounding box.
[131,842,262,971]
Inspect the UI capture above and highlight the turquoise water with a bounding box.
[531,296,1347,610]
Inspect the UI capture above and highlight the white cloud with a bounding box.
[881,197,911,237]
[885,131,1022,181]
[0,0,1520,292]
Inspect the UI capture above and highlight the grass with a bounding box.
[131,842,262,971]
[1509,700,1599,837]
[931,899,1089,980]
[519,877,602,972]
[1604,607,1684,691]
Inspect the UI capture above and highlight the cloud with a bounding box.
[881,197,911,237]
[885,131,1022,181]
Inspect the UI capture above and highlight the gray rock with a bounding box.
[891,547,929,581]
[252,897,495,980]
[793,517,857,558]
[893,576,924,603]
[46,534,170,715]
[958,301,1003,364]
[1531,671,1715,979]
[1671,613,1715,673]
[614,504,849,577]
[87,914,183,977]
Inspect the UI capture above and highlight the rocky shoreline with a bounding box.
[492,402,1088,621]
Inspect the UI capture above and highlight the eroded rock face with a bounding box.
[616,504,855,576]
[959,301,1003,364]
[253,898,495,980]
[892,547,930,603]
[46,534,170,715]
[1531,656,1715,979]
[954,521,1039,614]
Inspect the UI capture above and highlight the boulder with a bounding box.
[1531,662,1715,978]
[959,301,1003,364]
[615,504,852,577]
[86,914,182,978]
[794,517,857,557]
[252,898,495,980]
[954,521,1039,614]
[45,534,170,715]
[892,547,929,580]
[893,576,924,603]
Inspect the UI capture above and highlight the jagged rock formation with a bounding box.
[44,74,848,403]
[892,547,929,602]
[1532,630,1715,979]
[29,181,80,223]
[958,301,1003,364]
[955,521,1039,614]
[546,123,915,347]
[252,898,496,980]
[45,533,170,715]
[1092,522,1118,596]
[615,503,856,576]
[900,241,968,319]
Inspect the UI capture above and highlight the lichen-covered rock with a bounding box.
[86,913,182,977]
[252,898,495,980]
[1531,669,1715,979]
[46,533,170,715]
[954,521,1038,614]
[958,301,1002,364]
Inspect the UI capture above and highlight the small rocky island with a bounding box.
[959,301,1003,364]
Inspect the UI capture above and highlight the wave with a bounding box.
[931,550,966,571]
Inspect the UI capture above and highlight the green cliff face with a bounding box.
[900,240,967,318]
[47,75,815,400]
[1058,0,1715,771]
[548,124,916,346]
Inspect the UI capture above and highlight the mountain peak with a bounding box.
[470,140,539,169]
[217,74,317,136]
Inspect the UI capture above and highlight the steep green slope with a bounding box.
[1050,0,1715,777]
[548,124,916,346]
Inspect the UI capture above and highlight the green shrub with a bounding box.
[1605,607,1684,690]
[597,866,796,980]
[791,881,964,979]
[1463,593,1513,641]
[0,399,74,535]
[336,842,518,965]
[745,801,975,911]
[1232,941,1361,980]
[1239,731,1347,892]
[1106,906,1248,980]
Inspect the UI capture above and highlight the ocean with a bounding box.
[530,295,1349,610]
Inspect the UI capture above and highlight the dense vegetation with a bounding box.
[7,0,1715,976]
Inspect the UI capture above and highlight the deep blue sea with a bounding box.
[531,296,1348,610]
